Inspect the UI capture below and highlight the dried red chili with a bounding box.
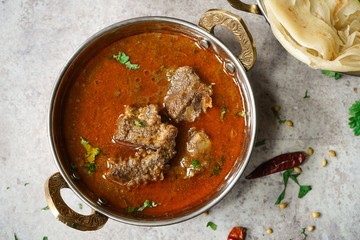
[228,226,247,240]
[245,151,307,179]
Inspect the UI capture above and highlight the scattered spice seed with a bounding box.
[307,147,314,156]
[273,105,281,112]
[279,203,288,209]
[322,159,328,167]
[203,211,209,216]
[266,228,273,234]
[329,150,336,158]
[312,212,321,218]
[286,120,294,127]
[294,167,302,173]
[308,225,315,232]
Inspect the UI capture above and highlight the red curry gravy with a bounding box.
[62,32,246,215]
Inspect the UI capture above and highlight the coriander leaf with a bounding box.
[321,70,341,80]
[14,233,18,240]
[80,137,100,174]
[113,51,140,70]
[298,185,312,198]
[191,160,201,168]
[349,101,360,136]
[289,173,301,185]
[275,189,286,205]
[134,120,146,127]
[211,165,222,176]
[125,61,140,70]
[113,52,129,64]
[41,205,49,211]
[275,168,294,204]
[303,90,310,99]
[206,221,217,230]
[220,106,227,120]
[301,227,308,240]
[78,203,83,209]
[255,139,266,147]
[71,223,77,228]
[271,106,286,124]
[128,200,158,212]
[43,237,48,240]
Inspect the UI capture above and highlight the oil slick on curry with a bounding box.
[62,32,247,216]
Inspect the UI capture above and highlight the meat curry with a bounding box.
[62,32,247,216]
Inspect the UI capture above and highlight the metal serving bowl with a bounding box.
[45,9,257,230]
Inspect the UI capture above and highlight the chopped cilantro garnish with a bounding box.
[211,165,222,176]
[80,137,100,174]
[134,120,146,127]
[220,106,227,120]
[113,52,140,70]
[14,233,18,240]
[275,168,312,204]
[301,227,308,240]
[275,168,293,204]
[321,70,341,80]
[43,237,48,240]
[78,203,83,209]
[24,183,29,186]
[255,139,266,147]
[41,205,49,211]
[303,90,310,99]
[71,223,77,228]
[70,162,77,170]
[206,221,217,230]
[191,160,201,168]
[271,106,286,124]
[127,200,158,213]
[349,101,360,136]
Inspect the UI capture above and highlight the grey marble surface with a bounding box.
[1,0,359,239]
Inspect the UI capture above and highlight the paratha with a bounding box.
[263,0,360,73]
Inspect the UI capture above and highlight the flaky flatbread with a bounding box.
[263,0,360,72]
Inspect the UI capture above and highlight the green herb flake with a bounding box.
[211,165,222,176]
[321,70,341,80]
[70,162,77,170]
[349,101,360,136]
[71,223,77,228]
[206,221,217,231]
[113,51,140,70]
[301,227,308,240]
[303,90,310,99]
[41,205,50,211]
[271,106,286,124]
[80,137,100,174]
[255,139,266,147]
[191,160,201,168]
[24,183,30,186]
[220,107,227,120]
[7,187,10,190]
[275,168,294,204]
[78,203,83,209]
[134,120,146,127]
[127,200,158,213]
[14,233,18,240]
[298,185,312,198]
[43,237,48,240]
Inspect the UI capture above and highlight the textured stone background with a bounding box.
[1,0,359,239]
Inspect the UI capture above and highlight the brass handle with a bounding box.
[227,0,261,15]
[44,172,108,231]
[199,9,256,71]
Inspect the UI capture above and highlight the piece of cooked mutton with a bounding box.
[164,66,213,122]
[107,104,178,188]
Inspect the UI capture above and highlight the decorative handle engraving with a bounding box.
[199,9,256,71]
[45,172,108,231]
